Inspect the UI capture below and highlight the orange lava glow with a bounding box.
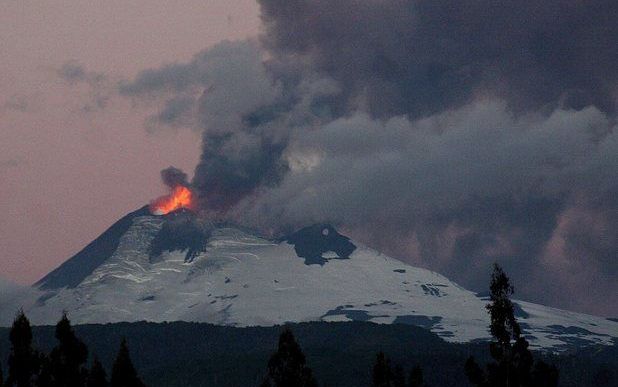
[149,186,194,215]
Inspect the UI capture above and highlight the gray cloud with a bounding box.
[260,0,618,118]
[232,103,618,314]
[119,1,618,315]
[2,94,31,112]
[59,61,106,84]
[121,40,290,211]
[58,61,110,112]
[0,159,24,170]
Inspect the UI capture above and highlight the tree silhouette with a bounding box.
[486,264,521,347]
[372,353,421,387]
[6,311,40,387]
[110,339,146,387]
[86,357,108,387]
[372,352,392,387]
[531,360,558,387]
[49,313,89,387]
[262,328,317,387]
[408,366,423,387]
[392,364,405,387]
[465,263,558,387]
[35,356,53,387]
[464,357,484,386]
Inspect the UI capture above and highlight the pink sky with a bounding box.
[0,0,260,283]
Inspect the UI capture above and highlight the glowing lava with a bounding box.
[149,186,194,215]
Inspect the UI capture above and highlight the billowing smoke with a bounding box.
[160,166,189,189]
[234,104,618,315]
[260,0,618,117]
[120,40,289,212]
[120,0,618,316]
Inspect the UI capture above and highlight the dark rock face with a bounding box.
[321,306,389,322]
[286,224,357,265]
[392,315,444,330]
[149,209,211,263]
[36,206,151,290]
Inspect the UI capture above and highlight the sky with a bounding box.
[1,0,616,317]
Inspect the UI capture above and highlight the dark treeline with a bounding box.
[249,264,560,386]
[366,264,560,387]
[1,312,145,387]
[371,351,424,387]
[1,265,615,386]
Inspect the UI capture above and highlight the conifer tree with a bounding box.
[49,313,89,387]
[6,311,40,387]
[86,357,108,387]
[1,364,4,387]
[465,263,558,387]
[531,360,558,387]
[408,366,423,387]
[392,365,405,387]
[35,356,53,387]
[262,328,317,387]
[110,339,145,387]
[372,352,392,387]
[464,357,484,386]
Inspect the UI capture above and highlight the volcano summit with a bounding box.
[1,207,616,352]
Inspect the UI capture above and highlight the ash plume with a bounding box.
[260,0,618,118]
[160,166,190,188]
[121,0,618,316]
[121,40,289,212]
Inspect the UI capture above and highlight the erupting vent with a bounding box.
[150,186,194,215]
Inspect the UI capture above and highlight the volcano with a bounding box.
[2,207,616,352]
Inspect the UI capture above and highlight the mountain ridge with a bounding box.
[1,207,616,352]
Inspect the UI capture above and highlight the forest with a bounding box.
[0,266,615,387]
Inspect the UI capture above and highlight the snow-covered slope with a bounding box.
[2,208,617,352]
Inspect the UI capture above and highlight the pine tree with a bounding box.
[531,360,558,387]
[371,352,392,387]
[465,264,559,387]
[49,313,89,387]
[262,328,317,387]
[35,356,53,387]
[408,366,423,387]
[1,364,4,387]
[464,357,485,387]
[392,365,405,387]
[110,339,145,387]
[6,311,40,387]
[86,357,108,387]
[486,264,520,348]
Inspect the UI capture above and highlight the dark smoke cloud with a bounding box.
[260,0,618,118]
[121,40,307,212]
[160,166,190,188]
[120,1,618,316]
[233,104,618,314]
[59,62,106,84]
[58,61,110,112]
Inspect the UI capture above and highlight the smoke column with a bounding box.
[121,0,618,316]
